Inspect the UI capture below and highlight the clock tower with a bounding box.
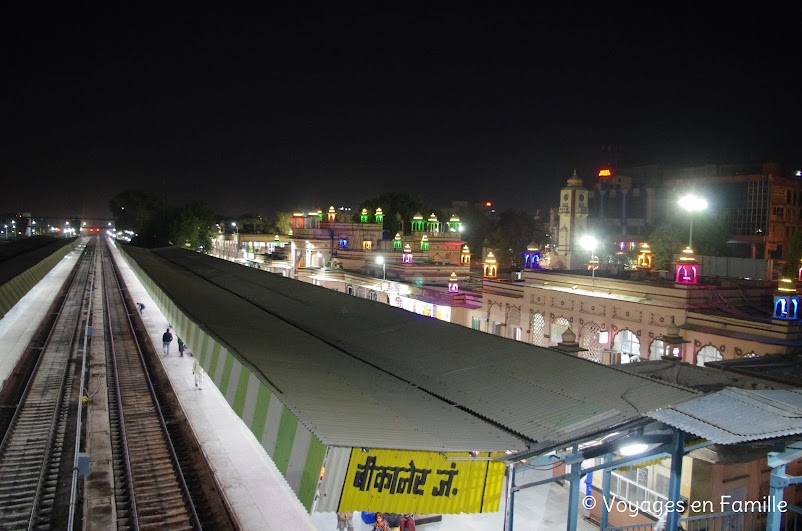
[554,169,589,270]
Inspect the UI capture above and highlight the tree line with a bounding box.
[112,189,790,276]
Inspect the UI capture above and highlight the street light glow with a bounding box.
[580,235,598,287]
[678,193,708,248]
[678,194,708,213]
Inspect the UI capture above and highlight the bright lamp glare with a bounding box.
[618,443,649,456]
[678,194,708,212]
[376,256,385,265]
[580,235,597,251]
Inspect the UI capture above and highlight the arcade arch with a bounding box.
[578,322,603,363]
[612,329,640,364]
[696,345,723,366]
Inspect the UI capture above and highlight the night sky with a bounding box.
[2,4,800,219]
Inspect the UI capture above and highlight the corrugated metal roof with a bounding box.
[647,387,802,444]
[132,247,700,453]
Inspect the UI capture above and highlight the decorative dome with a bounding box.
[485,251,497,264]
[328,206,336,213]
[394,233,402,241]
[449,271,458,282]
[462,244,470,253]
[666,316,680,337]
[526,242,538,251]
[566,169,583,187]
[449,214,460,222]
[403,244,412,252]
[677,247,697,263]
[428,213,439,222]
[421,235,429,242]
[778,277,798,293]
[412,212,424,220]
[361,208,368,215]
[561,327,577,343]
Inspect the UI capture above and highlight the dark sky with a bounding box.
[2,4,800,219]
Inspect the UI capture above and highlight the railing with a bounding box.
[609,472,668,518]
[782,503,802,530]
[680,508,764,530]
[607,508,769,531]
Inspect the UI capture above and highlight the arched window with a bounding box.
[346,285,354,296]
[612,330,641,363]
[579,322,603,363]
[550,317,570,346]
[356,286,365,298]
[649,339,669,360]
[531,313,546,347]
[368,290,378,301]
[696,345,723,366]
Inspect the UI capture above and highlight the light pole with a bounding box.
[580,235,598,286]
[376,255,386,281]
[231,222,238,260]
[678,193,708,249]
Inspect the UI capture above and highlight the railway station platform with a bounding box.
[0,238,599,530]
[109,239,317,530]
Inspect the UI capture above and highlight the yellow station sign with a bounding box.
[338,448,506,514]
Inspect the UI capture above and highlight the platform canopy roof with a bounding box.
[125,246,700,454]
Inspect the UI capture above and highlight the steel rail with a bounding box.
[104,240,203,529]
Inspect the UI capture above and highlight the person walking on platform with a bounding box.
[162,328,173,356]
[336,512,354,531]
[136,302,145,315]
[193,359,204,389]
[177,336,185,357]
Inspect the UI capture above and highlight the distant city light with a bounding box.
[598,169,612,177]
[485,201,492,207]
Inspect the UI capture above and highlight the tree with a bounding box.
[109,190,165,231]
[647,223,686,270]
[357,192,430,236]
[690,213,730,257]
[167,202,217,253]
[109,189,215,252]
[271,211,292,235]
[782,231,802,278]
[486,209,538,271]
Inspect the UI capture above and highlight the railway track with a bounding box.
[101,239,233,530]
[0,237,234,529]
[0,238,95,529]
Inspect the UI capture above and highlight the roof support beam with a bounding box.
[666,428,685,531]
[767,443,802,531]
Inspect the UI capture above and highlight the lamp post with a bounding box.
[231,222,238,260]
[580,235,598,286]
[678,193,708,249]
[376,255,386,281]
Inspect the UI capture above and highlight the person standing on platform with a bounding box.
[177,336,185,357]
[162,328,173,356]
[336,512,354,531]
[193,359,204,389]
